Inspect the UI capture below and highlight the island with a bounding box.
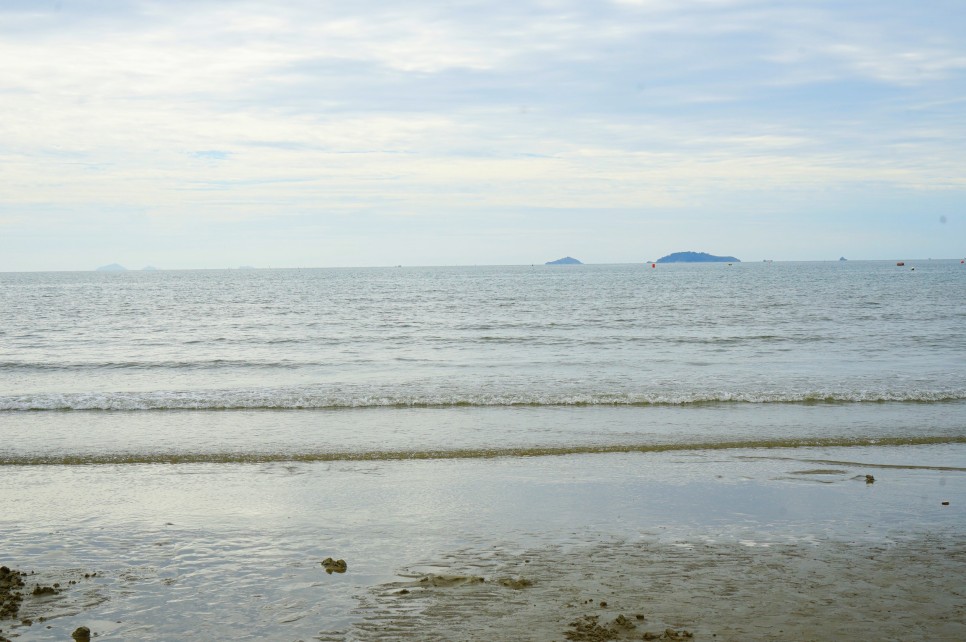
[545,256,583,265]
[655,251,739,263]
[96,263,127,271]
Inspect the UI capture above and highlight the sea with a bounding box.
[1,260,965,640]
[2,260,965,463]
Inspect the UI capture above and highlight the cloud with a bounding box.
[1,0,965,269]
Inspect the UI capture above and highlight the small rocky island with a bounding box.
[95,263,127,271]
[545,256,583,265]
[655,251,739,263]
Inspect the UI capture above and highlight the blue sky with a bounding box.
[1,0,964,270]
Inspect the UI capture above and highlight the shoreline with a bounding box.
[5,434,966,466]
[4,401,966,466]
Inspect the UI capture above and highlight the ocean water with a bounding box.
[2,261,966,640]
[1,260,965,462]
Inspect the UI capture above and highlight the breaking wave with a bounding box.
[3,387,965,411]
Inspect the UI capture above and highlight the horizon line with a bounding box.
[3,257,965,274]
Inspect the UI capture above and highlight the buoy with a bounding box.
[651,263,656,268]
[896,261,904,266]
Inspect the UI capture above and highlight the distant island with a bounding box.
[545,256,582,265]
[96,263,127,271]
[655,251,739,263]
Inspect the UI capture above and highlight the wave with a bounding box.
[0,359,307,372]
[2,388,966,411]
[3,435,966,466]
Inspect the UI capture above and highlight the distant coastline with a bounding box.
[545,256,582,265]
[655,251,739,263]
[9,257,966,273]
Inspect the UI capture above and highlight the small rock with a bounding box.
[71,626,91,640]
[31,585,58,596]
[498,577,533,589]
[321,557,347,574]
[614,614,635,629]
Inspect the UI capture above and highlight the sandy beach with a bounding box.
[7,532,965,641]
[343,533,966,641]
[2,444,964,640]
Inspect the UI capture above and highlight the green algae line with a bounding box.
[3,435,966,466]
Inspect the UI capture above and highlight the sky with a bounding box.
[1,0,964,270]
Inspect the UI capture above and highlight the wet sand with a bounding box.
[342,533,966,640]
[5,533,964,641]
[1,445,964,640]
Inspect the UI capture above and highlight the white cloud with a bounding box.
[1,0,965,268]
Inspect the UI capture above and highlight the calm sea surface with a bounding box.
[1,260,965,462]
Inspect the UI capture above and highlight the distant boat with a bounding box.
[896,261,905,266]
